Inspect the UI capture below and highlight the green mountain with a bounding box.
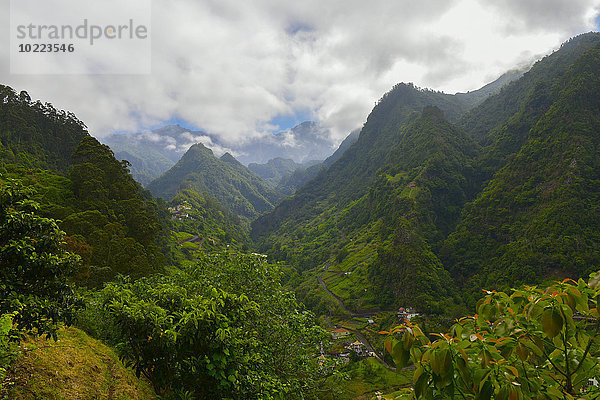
[251,82,478,242]
[0,85,169,286]
[249,129,362,197]
[442,46,600,303]
[0,85,88,174]
[147,143,283,219]
[102,125,199,186]
[252,32,600,313]
[248,157,307,188]
[112,148,175,186]
[275,129,361,195]
[458,32,600,146]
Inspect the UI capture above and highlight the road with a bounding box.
[318,264,354,315]
[318,263,395,370]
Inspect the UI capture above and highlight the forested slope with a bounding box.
[147,143,283,219]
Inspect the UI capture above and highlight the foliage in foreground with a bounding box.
[385,273,600,399]
[0,179,80,338]
[88,252,326,399]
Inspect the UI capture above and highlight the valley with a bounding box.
[2,31,600,400]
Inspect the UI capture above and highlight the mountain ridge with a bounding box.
[147,143,283,219]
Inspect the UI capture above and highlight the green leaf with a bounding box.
[541,308,563,338]
[431,348,452,377]
[475,380,493,400]
[515,343,529,361]
[414,369,429,398]
[392,340,411,369]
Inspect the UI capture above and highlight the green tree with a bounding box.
[384,273,600,399]
[0,179,81,339]
[98,252,326,399]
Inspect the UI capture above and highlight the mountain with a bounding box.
[251,82,486,312]
[146,143,283,219]
[167,189,249,255]
[237,121,335,164]
[322,128,361,169]
[103,121,342,186]
[102,125,200,186]
[252,32,600,313]
[248,158,307,188]
[0,85,88,174]
[250,129,362,196]
[458,32,600,147]
[442,45,600,303]
[251,83,478,242]
[0,85,170,285]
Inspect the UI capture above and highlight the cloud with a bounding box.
[482,0,600,35]
[2,0,599,146]
[177,131,236,157]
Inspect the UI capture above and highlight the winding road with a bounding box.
[318,264,395,371]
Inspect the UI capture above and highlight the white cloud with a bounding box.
[177,131,236,157]
[1,0,599,145]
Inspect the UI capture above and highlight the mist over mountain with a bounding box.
[102,121,339,186]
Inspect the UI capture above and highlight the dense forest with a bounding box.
[2,32,600,400]
[252,32,600,314]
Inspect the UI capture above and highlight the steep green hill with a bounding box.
[113,148,175,186]
[0,85,169,286]
[102,125,195,186]
[248,157,303,188]
[256,106,477,313]
[458,32,600,146]
[167,189,249,258]
[147,143,283,219]
[443,48,600,303]
[0,85,88,174]
[251,83,475,241]
[252,33,600,313]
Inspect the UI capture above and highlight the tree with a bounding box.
[99,252,326,399]
[0,179,81,339]
[384,272,600,399]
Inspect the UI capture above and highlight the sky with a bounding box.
[2,0,600,147]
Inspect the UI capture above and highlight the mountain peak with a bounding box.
[188,142,214,155]
[220,152,245,169]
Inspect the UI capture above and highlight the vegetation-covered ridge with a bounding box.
[253,32,600,315]
[0,84,88,174]
[443,46,600,302]
[147,143,283,219]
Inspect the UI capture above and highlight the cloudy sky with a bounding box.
[2,0,600,146]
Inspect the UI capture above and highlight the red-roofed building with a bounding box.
[330,328,351,339]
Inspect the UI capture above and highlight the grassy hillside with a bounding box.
[3,327,156,400]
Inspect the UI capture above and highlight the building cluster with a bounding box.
[397,307,418,323]
[319,327,376,367]
[168,202,196,221]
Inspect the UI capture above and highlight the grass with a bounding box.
[4,326,156,400]
[322,357,412,400]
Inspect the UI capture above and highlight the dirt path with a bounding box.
[318,264,354,315]
[319,264,395,370]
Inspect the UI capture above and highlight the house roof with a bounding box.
[331,328,349,333]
